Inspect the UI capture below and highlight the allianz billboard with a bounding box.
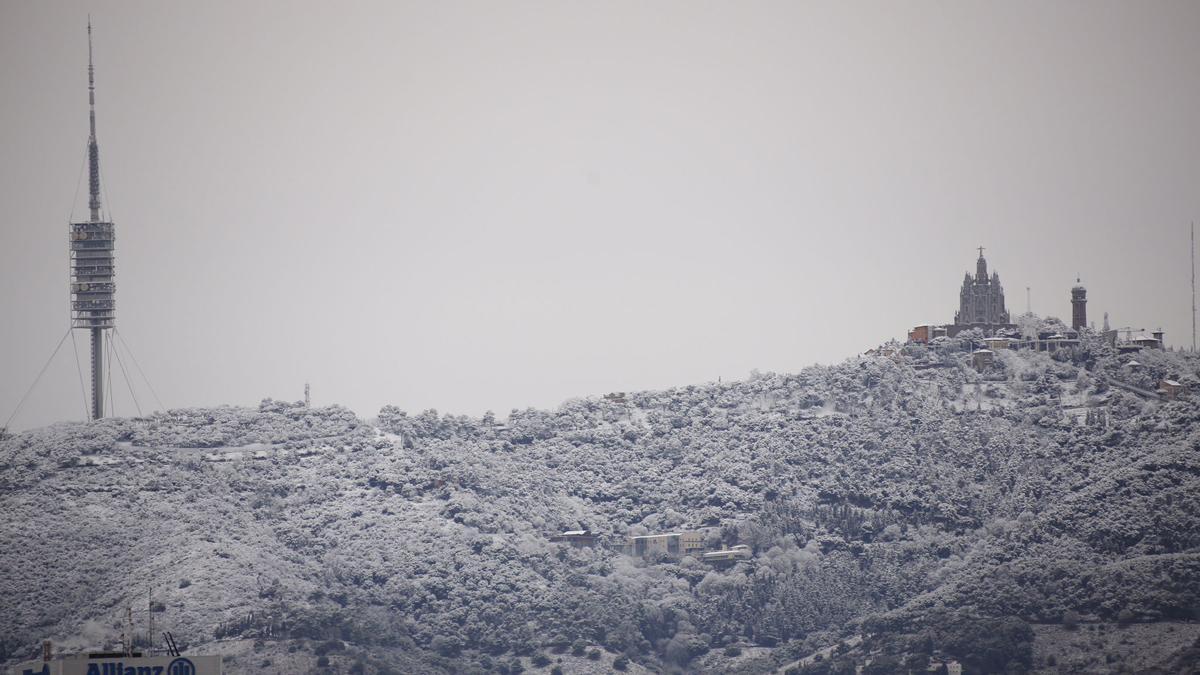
[11,655,221,675]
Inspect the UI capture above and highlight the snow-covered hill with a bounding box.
[2,335,1199,674]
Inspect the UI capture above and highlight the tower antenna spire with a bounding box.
[87,16,101,222]
[1191,221,1196,352]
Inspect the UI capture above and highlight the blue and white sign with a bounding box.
[11,655,220,675]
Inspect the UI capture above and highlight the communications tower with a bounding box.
[70,20,116,420]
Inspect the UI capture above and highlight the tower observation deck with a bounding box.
[70,19,115,420]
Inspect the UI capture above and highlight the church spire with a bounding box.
[956,247,1010,328]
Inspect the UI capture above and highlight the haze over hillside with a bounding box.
[3,331,1199,674]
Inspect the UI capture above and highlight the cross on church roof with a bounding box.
[978,246,985,258]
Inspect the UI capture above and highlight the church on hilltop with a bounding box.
[909,248,1019,342]
[904,248,1173,353]
[952,247,1013,334]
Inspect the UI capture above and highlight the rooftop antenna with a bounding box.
[1026,286,1031,315]
[305,382,311,408]
[122,605,134,656]
[1192,221,1196,352]
[71,16,116,421]
[148,586,154,656]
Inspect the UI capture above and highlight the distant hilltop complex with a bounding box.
[907,248,1166,353]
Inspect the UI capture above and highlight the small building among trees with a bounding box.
[549,530,598,548]
[627,531,706,558]
[1158,379,1186,401]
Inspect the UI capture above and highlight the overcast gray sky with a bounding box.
[2,1,1198,430]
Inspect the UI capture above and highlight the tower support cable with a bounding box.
[111,334,142,416]
[115,328,164,411]
[3,327,73,432]
[105,331,114,418]
[70,329,90,420]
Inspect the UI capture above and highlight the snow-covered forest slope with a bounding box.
[2,335,1199,674]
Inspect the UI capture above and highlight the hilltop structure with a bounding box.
[902,249,1162,348]
[1072,279,1088,329]
[69,20,116,421]
[950,248,1013,336]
